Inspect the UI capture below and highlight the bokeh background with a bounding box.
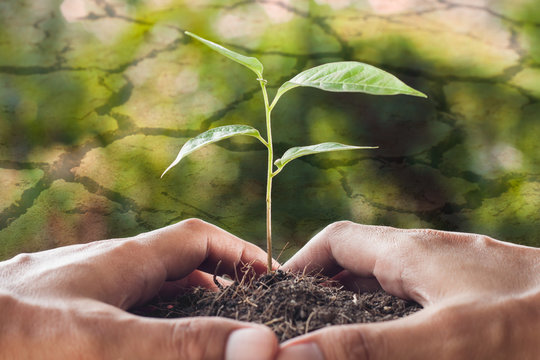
[1,0,539,261]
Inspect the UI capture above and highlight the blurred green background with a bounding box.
[1,0,539,261]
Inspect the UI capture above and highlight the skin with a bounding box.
[278,221,540,360]
[0,218,278,360]
[2,219,538,359]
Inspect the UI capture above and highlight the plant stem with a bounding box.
[259,79,273,272]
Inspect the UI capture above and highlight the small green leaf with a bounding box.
[185,31,264,78]
[272,61,426,108]
[274,142,377,171]
[162,125,265,177]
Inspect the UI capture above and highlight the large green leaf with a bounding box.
[274,142,377,172]
[272,61,426,108]
[185,31,264,78]
[162,125,265,177]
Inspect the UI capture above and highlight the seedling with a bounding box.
[162,32,426,272]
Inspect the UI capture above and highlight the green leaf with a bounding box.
[162,125,265,177]
[185,31,264,78]
[272,61,426,108]
[274,142,377,171]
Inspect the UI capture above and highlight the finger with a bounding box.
[276,309,435,360]
[283,221,396,275]
[277,303,506,360]
[138,218,278,279]
[283,222,540,305]
[59,219,275,307]
[282,222,409,298]
[31,306,278,360]
[117,315,278,360]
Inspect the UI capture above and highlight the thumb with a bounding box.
[277,301,522,360]
[277,309,439,360]
[106,315,278,360]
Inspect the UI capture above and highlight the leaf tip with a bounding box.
[411,89,428,98]
[161,163,177,178]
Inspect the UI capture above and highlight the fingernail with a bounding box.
[226,328,276,360]
[278,342,324,360]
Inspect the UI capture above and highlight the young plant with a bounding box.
[162,32,426,272]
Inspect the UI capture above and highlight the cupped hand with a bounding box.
[279,221,540,360]
[0,218,278,360]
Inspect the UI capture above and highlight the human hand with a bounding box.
[278,221,540,360]
[0,218,278,360]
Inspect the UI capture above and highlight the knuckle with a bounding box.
[412,230,500,260]
[472,234,498,248]
[179,218,208,231]
[324,220,356,237]
[9,252,34,266]
[169,320,209,360]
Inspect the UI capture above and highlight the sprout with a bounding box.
[162,32,426,272]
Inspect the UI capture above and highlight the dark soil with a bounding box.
[132,270,422,342]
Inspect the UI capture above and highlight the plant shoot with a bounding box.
[162,32,427,272]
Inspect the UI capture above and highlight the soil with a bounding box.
[132,270,421,342]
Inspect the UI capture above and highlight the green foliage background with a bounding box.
[0,0,539,260]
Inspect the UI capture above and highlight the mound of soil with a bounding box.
[133,270,421,342]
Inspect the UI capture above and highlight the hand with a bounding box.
[278,221,540,360]
[0,218,278,360]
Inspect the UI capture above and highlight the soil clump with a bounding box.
[132,270,421,342]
